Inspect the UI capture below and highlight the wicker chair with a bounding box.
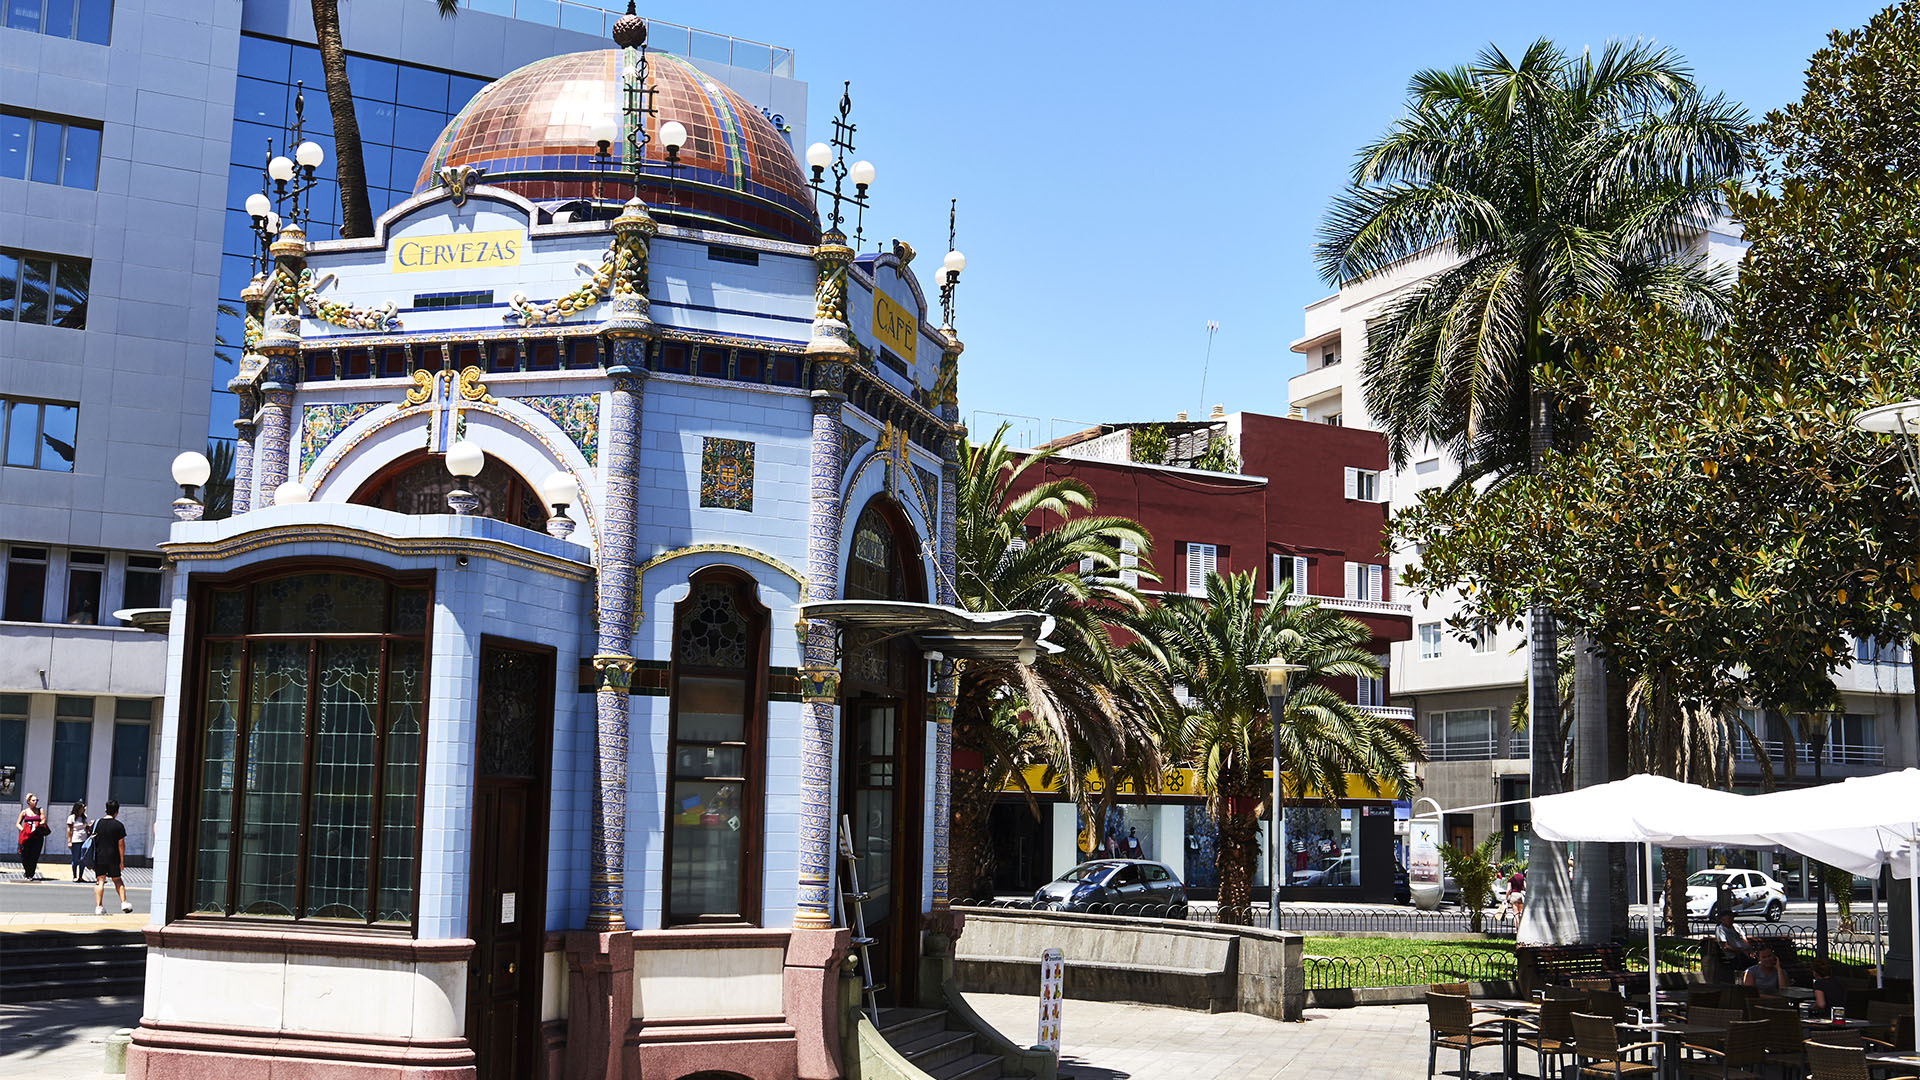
[1585,990,1630,1022]
[1865,1001,1915,1050]
[1547,986,1593,1002]
[1678,1008,1746,1060]
[1431,982,1472,996]
[1426,991,1506,1080]
[1722,984,1758,1018]
[1572,1011,1661,1078]
[1574,977,1620,993]
[1804,1039,1872,1080]
[1751,1005,1805,1078]
[1514,997,1579,1080]
[1687,987,1725,1011]
[1678,1019,1766,1080]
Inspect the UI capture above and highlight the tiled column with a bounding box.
[254,228,307,497]
[228,273,267,514]
[929,332,963,909]
[796,230,857,929]
[588,198,657,932]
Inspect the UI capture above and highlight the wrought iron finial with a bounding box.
[939,198,964,328]
[807,81,871,242]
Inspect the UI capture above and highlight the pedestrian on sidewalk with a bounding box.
[15,792,48,880]
[67,799,93,882]
[92,800,132,915]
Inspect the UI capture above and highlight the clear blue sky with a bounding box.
[636,0,1889,446]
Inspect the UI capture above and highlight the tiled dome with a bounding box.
[418,50,817,245]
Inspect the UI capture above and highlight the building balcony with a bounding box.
[1287,593,1413,617]
[1733,740,1885,768]
[0,620,169,696]
[1359,704,1414,722]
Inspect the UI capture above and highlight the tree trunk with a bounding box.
[1520,384,1578,944]
[1606,662,1632,942]
[1215,805,1260,926]
[311,0,374,239]
[1663,846,1691,936]
[948,763,995,903]
[1571,634,1610,943]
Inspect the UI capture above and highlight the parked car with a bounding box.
[1032,859,1188,917]
[1657,868,1787,922]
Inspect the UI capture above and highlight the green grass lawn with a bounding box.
[1304,937,1517,961]
[1300,937,1707,989]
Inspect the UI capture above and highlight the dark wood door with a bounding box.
[845,696,921,1006]
[466,642,552,1080]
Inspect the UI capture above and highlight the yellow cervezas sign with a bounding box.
[391,229,524,273]
[870,288,918,362]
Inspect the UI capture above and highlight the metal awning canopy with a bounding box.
[797,600,1056,662]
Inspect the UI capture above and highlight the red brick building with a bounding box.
[988,410,1416,902]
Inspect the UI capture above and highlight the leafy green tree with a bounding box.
[1316,39,1747,942]
[948,425,1171,899]
[1441,833,1505,933]
[1128,571,1421,924]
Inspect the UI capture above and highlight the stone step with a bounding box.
[926,1050,1015,1080]
[878,1006,951,1047]
[895,1028,977,1073]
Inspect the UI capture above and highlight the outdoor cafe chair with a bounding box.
[1864,1002,1915,1051]
[1585,990,1630,1023]
[1677,1019,1765,1080]
[1572,1011,1661,1078]
[1431,982,1471,996]
[1425,991,1506,1080]
[1751,1005,1805,1078]
[1804,1039,1872,1080]
[1514,997,1579,1080]
[1548,986,1593,1002]
[1575,978,1620,993]
[1680,1008,1747,1060]
[1688,988,1726,1011]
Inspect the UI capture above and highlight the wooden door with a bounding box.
[466,642,551,1080]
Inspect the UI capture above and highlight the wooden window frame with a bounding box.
[661,567,769,927]
[168,558,433,934]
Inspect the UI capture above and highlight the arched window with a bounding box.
[351,450,546,528]
[663,569,767,926]
[178,567,430,928]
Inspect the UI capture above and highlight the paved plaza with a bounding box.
[966,993,1431,1080]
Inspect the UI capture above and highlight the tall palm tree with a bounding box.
[948,425,1171,900]
[312,0,460,238]
[1129,571,1423,924]
[1316,40,1746,942]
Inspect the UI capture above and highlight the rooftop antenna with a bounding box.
[1198,320,1220,419]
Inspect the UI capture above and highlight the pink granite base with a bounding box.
[126,1020,476,1080]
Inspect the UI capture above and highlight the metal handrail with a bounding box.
[458,1,797,76]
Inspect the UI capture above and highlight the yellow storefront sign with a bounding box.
[1001,764,1398,802]
[871,288,917,361]
[392,229,524,273]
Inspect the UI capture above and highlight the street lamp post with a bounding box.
[1248,656,1307,931]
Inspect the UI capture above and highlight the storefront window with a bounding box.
[181,570,429,927]
[1283,805,1359,887]
[664,572,764,925]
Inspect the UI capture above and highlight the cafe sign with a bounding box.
[392,229,524,273]
[871,288,917,362]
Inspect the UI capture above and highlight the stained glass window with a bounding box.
[665,573,763,926]
[184,570,429,928]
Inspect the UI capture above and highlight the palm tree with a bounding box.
[1316,40,1746,942]
[312,0,459,238]
[948,425,1171,900]
[1129,571,1423,924]
[1623,669,1745,934]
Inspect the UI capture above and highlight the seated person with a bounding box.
[1711,908,1754,968]
[1809,957,1850,1012]
[1743,946,1791,996]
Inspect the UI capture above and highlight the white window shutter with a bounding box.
[1119,537,1139,588]
[1270,553,1285,598]
[1367,564,1383,602]
[1078,555,1096,576]
[1344,467,1359,500]
[1292,555,1309,597]
[1185,543,1214,596]
[1345,561,1361,599]
[1377,470,1392,503]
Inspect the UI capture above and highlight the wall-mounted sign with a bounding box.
[871,288,917,363]
[392,229,524,273]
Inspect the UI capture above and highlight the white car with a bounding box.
[1663,868,1787,922]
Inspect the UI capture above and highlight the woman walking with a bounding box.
[67,799,92,882]
[15,793,48,880]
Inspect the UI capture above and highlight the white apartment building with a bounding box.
[1286,222,1920,897]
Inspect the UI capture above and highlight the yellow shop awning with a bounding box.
[999,764,1399,802]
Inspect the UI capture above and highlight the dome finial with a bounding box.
[611,2,646,49]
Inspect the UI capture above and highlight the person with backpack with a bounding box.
[92,800,133,915]
[67,799,92,882]
[15,793,48,880]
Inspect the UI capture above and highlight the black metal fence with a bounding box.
[1303,952,1517,990]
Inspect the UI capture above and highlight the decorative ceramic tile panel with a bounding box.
[700,437,755,511]
[523,393,601,466]
[300,402,380,474]
[840,422,870,467]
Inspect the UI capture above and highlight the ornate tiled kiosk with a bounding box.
[128,20,1041,1080]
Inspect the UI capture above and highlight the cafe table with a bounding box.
[1475,999,1539,1078]
[1864,1049,1920,1078]
[1614,1020,1727,1080]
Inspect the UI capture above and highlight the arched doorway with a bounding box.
[840,496,926,1007]
[350,450,547,528]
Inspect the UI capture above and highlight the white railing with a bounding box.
[458,1,797,76]
[1284,593,1413,616]
[1734,739,1884,767]
[1359,705,1414,722]
[1429,737,1500,762]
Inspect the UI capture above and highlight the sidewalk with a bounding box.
[964,992,1431,1080]
[0,996,141,1079]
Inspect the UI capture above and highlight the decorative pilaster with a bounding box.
[229,273,268,514]
[796,231,858,929]
[587,197,658,932]
[254,228,307,497]
[930,330,963,910]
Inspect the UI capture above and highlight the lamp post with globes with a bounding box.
[658,120,688,209]
[542,470,580,539]
[805,82,875,247]
[1246,656,1307,931]
[170,452,211,522]
[243,82,325,248]
[444,440,485,516]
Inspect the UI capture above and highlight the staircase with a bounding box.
[0,929,146,1002]
[877,1007,1033,1080]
